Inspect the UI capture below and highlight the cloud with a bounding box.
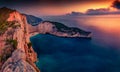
[0,0,111,6]
[85,8,120,15]
[66,0,120,16]
[66,8,120,16]
[84,0,120,15]
[0,0,86,5]
[86,8,110,15]
[66,11,84,16]
[0,0,86,8]
[112,0,120,9]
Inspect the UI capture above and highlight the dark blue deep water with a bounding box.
[30,34,120,72]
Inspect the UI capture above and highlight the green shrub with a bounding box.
[6,39,18,49]
[12,24,21,29]
[0,38,17,66]
[27,42,32,48]
[0,55,2,62]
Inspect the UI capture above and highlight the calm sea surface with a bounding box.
[30,15,120,72]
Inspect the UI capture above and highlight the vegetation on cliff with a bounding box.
[27,42,32,49]
[0,7,15,23]
[0,7,39,72]
[5,39,18,49]
[0,7,17,35]
[0,39,18,69]
[0,21,19,35]
[43,21,91,36]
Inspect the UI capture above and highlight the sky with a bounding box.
[0,0,120,16]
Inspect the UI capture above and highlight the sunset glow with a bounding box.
[0,0,116,16]
[31,0,115,16]
[1,0,120,72]
[73,0,114,12]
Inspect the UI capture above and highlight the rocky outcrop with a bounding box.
[23,13,91,38]
[0,49,38,72]
[38,21,91,38]
[27,18,91,38]
[0,7,39,72]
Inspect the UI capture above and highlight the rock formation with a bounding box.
[0,7,39,72]
[38,21,91,38]
[28,21,91,38]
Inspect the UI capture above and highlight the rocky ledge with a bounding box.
[1,49,39,72]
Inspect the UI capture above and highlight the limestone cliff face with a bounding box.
[1,49,38,72]
[38,21,91,38]
[24,15,91,38]
[0,9,39,72]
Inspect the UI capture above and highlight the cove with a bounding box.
[30,34,120,72]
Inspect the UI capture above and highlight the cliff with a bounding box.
[38,21,91,38]
[28,21,91,38]
[0,7,39,72]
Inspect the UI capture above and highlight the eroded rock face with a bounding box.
[38,21,92,38]
[1,49,37,72]
[0,8,39,72]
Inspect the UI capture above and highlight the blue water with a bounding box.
[30,34,120,72]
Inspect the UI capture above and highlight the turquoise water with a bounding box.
[42,15,120,48]
[30,34,120,72]
[31,15,120,72]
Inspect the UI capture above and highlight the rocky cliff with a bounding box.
[28,21,91,38]
[38,21,91,38]
[0,7,39,72]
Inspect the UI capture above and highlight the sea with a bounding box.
[30,15,120,72]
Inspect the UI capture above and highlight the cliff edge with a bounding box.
[0,7,39,72]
